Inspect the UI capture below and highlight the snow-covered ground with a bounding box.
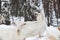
[0,24,60,40]
[0,0,60,40]
[0,24,46,40]
[0,24,16,30]
[10,16,25,24]
[0,24,16,40]
[0,24,44,40]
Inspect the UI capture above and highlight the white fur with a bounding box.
[14,13,47,40]
[0,13,47,40]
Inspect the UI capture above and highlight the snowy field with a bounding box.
[0,0,60,40]
[0,24,48,40]
[0,24,60,40]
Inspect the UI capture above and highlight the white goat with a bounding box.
[14,12,47,40]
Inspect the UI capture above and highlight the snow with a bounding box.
[0,24,45,40]
[0,24,60,40]
[26,36,39,40]
[0,24,16,30]
[10,16,25,24]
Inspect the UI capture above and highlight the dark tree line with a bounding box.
[42,0,60,18]
[0,0,39,25]
[10,0,38,21]
[0,0,60,26]
[10,0,20,16]
[42,0,60,26]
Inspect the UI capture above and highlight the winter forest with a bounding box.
[0,0,60,40]
[0,0,60,26]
